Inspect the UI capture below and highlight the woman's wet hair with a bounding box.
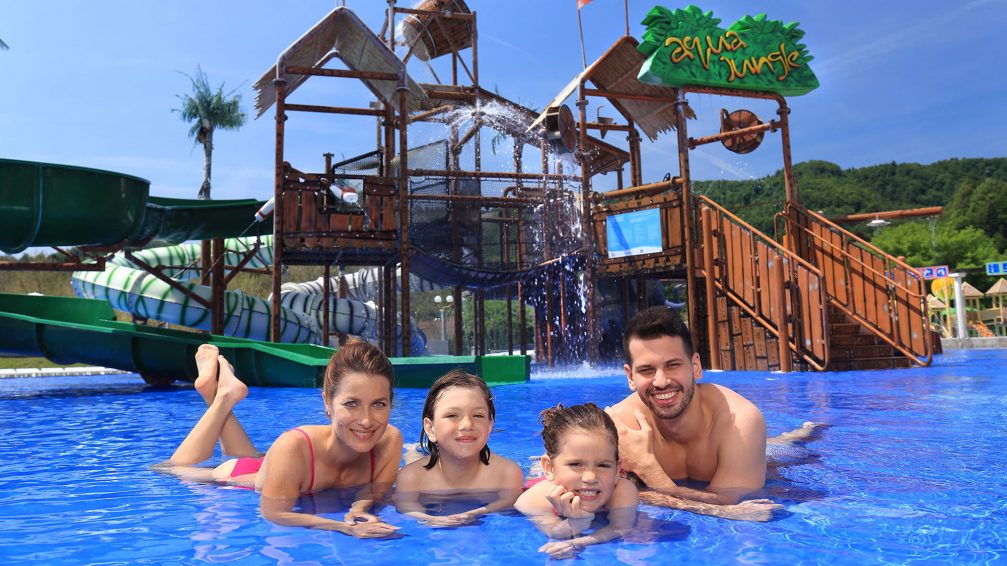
[540,403,619,459]
[322,340,395,402]
[420,369,495,469]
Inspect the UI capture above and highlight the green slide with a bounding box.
[0,159,531,386]
[0,158,264,253]
[0,292,529,387]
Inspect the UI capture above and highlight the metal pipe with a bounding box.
[828,206,945,224]
[409,168,572,181]
[408,105,455,124]
[688,121,778,149]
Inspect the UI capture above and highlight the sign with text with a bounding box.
[607,208,663,259]
[986,261,1007,276]
[637,5,820,96]
[918,265,949,280]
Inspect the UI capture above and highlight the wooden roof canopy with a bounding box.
[532,36,695,142]
[987,278,1007,296]
[253,6,427,118]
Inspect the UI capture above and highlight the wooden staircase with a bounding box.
[826,304,911,370]
[778,205,933,370]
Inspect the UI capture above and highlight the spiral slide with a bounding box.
[0,159,529,386]
[70,235,428,355]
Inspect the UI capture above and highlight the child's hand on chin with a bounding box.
[546,485,594,519]
[539,540,583,559]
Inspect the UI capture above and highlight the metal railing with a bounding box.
[777,205,932,366]
[700,196,829,370]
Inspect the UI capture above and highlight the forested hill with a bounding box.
[694,157,1007,237]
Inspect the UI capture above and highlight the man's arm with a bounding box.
[637,491,782,522]
[606,404,772,512]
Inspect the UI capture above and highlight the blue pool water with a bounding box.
[1,349,1005,564]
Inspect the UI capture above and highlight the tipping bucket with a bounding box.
[399,0,473,62]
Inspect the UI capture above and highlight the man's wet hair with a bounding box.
[622,306,694,364]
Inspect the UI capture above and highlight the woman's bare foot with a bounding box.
[193,344,220,405]
[214,355,247,407]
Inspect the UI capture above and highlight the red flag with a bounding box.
[577,0,593,9]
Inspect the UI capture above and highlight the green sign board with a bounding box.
[637,5,820,97]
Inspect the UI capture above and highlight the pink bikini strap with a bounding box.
[292,427,315,493]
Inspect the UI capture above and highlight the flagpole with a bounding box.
[577,7,587,69]
[625,0,629,36]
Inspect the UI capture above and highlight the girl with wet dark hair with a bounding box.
[515,403,639,559]
[394,369,523,526]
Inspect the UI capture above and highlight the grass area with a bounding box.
[0,357,89,369]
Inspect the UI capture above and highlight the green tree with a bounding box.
[963,178,1007,248]
[870,220,1002,270]
[175,67,246,200]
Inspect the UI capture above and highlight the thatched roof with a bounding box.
[530,36,693,142]
[962,282,984,299]
[928,294,946,310]
[254,7,426,118]
[987,277,1007,296]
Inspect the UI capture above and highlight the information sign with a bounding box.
[918,265,949,280]
[606,208,662,259]
[986,261,1007,276]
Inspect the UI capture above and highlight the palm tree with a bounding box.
[175,67,246,200]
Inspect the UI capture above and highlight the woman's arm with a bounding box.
[258,431,398,538]
[345,426,403,524]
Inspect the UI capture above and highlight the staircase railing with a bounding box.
[699,196,829,370]
[777,205,932,366]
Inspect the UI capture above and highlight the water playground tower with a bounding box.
[260,2,934,371]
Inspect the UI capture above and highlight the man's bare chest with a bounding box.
[653,436,719,482]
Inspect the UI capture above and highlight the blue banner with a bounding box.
[606,208,662,259]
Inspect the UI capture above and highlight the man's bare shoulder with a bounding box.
[700,383,765,429]
[609,394,650,429]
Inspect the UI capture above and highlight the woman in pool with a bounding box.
[395,369,523,526]
[161,342,402,538]
[515,403,639,559]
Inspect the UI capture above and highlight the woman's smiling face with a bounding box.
[327,371,391,453]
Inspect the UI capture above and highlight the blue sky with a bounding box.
[1,0,1004,203]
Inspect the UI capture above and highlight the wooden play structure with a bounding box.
[255,2,934,371]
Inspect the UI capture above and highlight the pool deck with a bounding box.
[941,336,1007,349]
[0,366,130,378]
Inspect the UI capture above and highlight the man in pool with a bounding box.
[606,306,819,522]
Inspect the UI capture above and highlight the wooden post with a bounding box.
[398,82,411,356]
[774,258,793,372]
[211,237,225,335]
[270,78,287,343]
[701,206,720,370]
[674,90,699,339]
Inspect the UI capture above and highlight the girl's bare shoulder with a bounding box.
[606,476,640,509]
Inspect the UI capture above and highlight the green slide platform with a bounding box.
[0,158,264,253]
[0,293,530,388]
